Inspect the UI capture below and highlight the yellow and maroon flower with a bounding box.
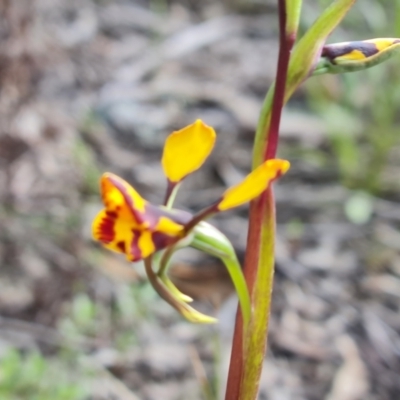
[315,38,400,75]
[92,119,290,263]
[92,173,194,262]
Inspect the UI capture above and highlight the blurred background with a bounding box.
[0,0,399,399]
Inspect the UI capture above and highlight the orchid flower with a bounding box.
[92,120,289,324]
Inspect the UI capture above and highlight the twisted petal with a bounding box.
[162,119,216,183]
[92,173,192,261]
[217,159,290,211]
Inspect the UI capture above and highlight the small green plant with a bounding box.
[73,136,101,196]
[58,281,159,352]
[0,349,87,400]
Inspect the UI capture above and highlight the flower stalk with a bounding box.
[226,0,365,398]
[264,0,298,161]
[225,1,298,398]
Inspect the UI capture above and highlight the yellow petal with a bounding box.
[161,120,216,183]
[101,173,147,222]
[137,230,156,259]
[155,216,185,236]
[217,159,290,211]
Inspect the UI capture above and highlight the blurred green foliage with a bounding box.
[58,276,162,349]
[0,349,87,400]
[73,136,101,197]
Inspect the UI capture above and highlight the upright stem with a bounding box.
[240,188,275,399]
[225,1,295,399]
[225,0,361,396]
[264,4,295,161]
[224,196,265,400]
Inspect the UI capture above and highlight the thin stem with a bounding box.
[157,245,175,277]
[164,181,181,208]
[264,2,295,161]
[225,1,294,398]
[183,204,218,233]
[240,188,275,400]
[224,191,266,400]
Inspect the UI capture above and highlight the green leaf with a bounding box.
[286,0,303,37]
[286,0,356,98]
[253,0,356,167]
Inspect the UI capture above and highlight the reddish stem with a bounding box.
[224,194,266,399]
[225,1,294,398]
[264,4,295,161]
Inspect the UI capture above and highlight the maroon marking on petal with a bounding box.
[322,41,379,62]
[151,231,174,251]
[130,229,142,261]
[117,241,126,253]
[98,214,115,243]
[106,210,118,219]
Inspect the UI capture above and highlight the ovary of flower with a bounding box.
[92,120,290,262]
